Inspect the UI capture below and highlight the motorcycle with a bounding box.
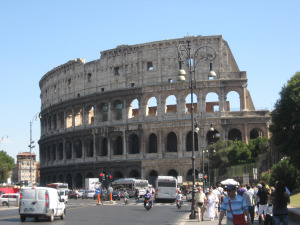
[176,200,182,209]
[124,195,129,204]
[144,199,152,210]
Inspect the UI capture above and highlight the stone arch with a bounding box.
[206,129,220,145]
[74,106,83,126]
[185,93,198,114]
[165,94,177,113]
[128,133,139,154]
[99,137,108,156]
[128,98,139,118]
[86,172,94,178]
[114,100,123,120]
[58,142,63,160]
[58,174,64,183]
[226,91,241,111]
[146,96,157,116]
[99,102,109,122]
[52,175,56,183]
[186,131,199,151]
[250,128,264,139]
[86,105,95,125]
[205,92,219,112]
[113,171,123,179]
[186,169,199,182]
[167,169,178,177]
[228,128,242,141]
[47,175,51,184]
[148,170,158,187]
[86,139,93,157]
[66,173,72,190]
[65,141,72,159]
[113,136,123,155]
[148,133,157,153]
[129,169,140,178]
[167,132,177,152]
[66,108,72,128]
[52,144,56,160]
[74,173,83,188]
[74,139,82,158]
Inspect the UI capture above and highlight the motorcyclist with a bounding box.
[135,188,140,200]
[176,190,183,205]
[144,190,152,207]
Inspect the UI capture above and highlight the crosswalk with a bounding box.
[67,202,189,207]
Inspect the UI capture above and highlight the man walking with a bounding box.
[243,183,255,224]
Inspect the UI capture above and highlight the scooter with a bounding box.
[176,200,182,209]
[144,199,152,210]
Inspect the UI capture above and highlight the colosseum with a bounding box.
[38,35,271,188]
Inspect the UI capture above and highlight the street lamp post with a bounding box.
[177,40,217,219]
[28,113,40,185]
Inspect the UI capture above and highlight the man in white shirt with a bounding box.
[194,187,207,222]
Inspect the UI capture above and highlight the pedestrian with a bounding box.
[194,187,207,222]
[257,181,270,223]
[218,184,251,225]
[207,189,217,221]
[271,181,290,225]
[243,183,255,224]
[212,186,221,218]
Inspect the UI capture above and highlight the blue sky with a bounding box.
[0,0,299,162]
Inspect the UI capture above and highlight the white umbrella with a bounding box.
[220,179,240,186]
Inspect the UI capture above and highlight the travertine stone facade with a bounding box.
[38,35,270,188]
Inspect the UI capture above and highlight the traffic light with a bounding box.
[99,172,104,181]
[204,174,207,183]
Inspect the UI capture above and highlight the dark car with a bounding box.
[112,190,121,200]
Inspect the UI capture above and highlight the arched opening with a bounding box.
[52,144,56,160]
[165,95,177,113]
[66,109,72,128]
[58,142,63,160]
[250,128,263,139]
[86,172,94,178]
[74,107,83,126]
[113,136,123,155]
[86,139,93,157]
[66,173,72,190]
[186,131,199,151]
[146,97,157,116]
[148,170,158,187]
[206,130,220,145]
[128,99,139,118]
[148,133,157,153]
[114,100,123,120]
[228,128,242,141]
[52,175,56,183]
[167,132,177,152]
[186,169,199,182]
[226,91,241,111]
[113,171,123,180]
[129,170,140,178]
[128,133,139,154]
[99,138,108,156]
[74,140,82,158]
[87,106,94,125]
[167,169,178,177]
[205,92,219,112]
[185,93,198,114]
[58,174,64,183]
[101,103,108,122]
[74,173,83,188]
[65,141,72,159]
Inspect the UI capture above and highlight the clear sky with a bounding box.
[0,0,299,162]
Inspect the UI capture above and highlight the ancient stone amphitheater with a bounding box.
[38,35,271,188]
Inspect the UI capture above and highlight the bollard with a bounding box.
[110,193,112,201]
[97,194,101,205]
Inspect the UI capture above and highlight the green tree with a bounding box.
[227,141,251,165]
[0,150,15,183]
[270,72,300,170]
[270,158,300,192]
[248,137,270,159]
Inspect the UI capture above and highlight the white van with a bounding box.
[155,176,177,202]
[19,187,66,222]
[58,189,68,203]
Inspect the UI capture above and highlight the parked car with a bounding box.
[0,193,20,206]
[82,190,96,199]
[112,190,121,200]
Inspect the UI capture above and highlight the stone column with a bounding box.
[243,123,249,144]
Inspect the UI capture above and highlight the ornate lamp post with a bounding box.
[177,40,217,219]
